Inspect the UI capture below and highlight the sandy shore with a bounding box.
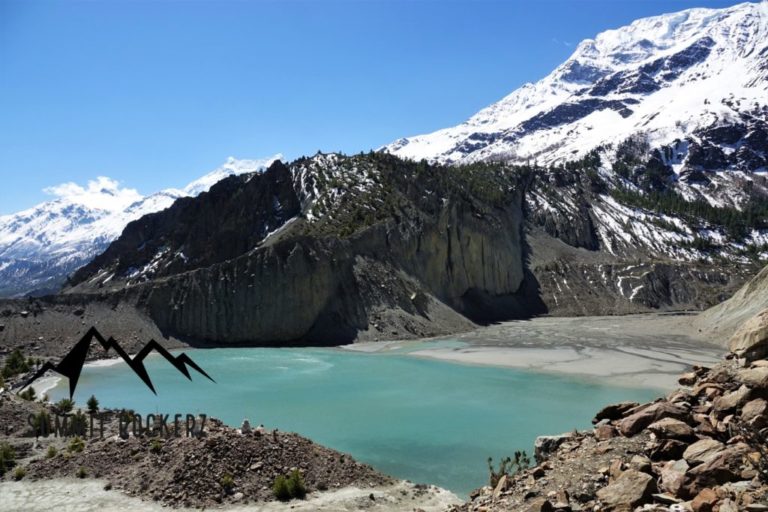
[0,479,460,512]
[350,313,723,390]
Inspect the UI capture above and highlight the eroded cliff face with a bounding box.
[69,154,529,344]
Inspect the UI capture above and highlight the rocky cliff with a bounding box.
[66,154,530,344]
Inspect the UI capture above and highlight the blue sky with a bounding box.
[0,0,747,214]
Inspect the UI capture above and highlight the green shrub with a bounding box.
[286,469,307,499]
[273,475,290,501]
[149,438,163,454]
[18,387,36,401]
[487,451,531,487]
[55,398,74,413]
[220,473,234,492]
[13,466,26,481]
[68,436,85,454]
[76,466,87,479]
[69,411,87,437]
[86,395,99,414]
[0,442,15,476]
[2,349,30,378]
[46,445,57,459]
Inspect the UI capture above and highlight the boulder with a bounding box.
[683,439,725,465]
[691,488,718,512]
[617,402,689,436]
[737,367,768,390]
[684,443,749,495]
[741,398,768,427]
[592,401,640,424]
[660,459,689,496]
[594,424,617,440]
[712,385,751,413]
[525,497,554,512]
[647,418,695,440]
[596,469,656,509]
[534,433,573,463]
[679,372,698,386]
[729,309,768,362]
[650,439,688,461]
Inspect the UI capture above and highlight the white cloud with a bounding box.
[43,176,143,212]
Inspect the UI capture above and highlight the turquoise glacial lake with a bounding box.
[47,344,659,496]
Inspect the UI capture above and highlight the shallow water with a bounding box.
[46,345,659,496]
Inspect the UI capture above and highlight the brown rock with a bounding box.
[594,424,617,440]
[751,359,768,368]
[713,385,751,413]
[647,418,695,440]
[596,469,656,509]
[679,372,698,386]
[660,459,689,496]
[738,367,768,390]
[691,488,718,512]
[592,401,641,424]
[741,398,768,427]
[492,474,508,498]
[617,402,689,436]
[525,497,554,512]
[628,455,652,474]
[609,459,624,481]
[649,439,688,461]
[683,439,725,465]
[684,443,749,495]
[729,309,768,362]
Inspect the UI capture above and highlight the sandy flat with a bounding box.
[0,479,460,512]
[362,313,723,390]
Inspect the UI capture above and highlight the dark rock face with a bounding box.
[68,155,529,344]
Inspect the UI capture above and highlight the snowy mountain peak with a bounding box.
[183,154,283,196]
[385,1,768,166]
[0,155,282,297]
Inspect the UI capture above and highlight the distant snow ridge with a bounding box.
[0,155,282,297]
[385,2,768,166]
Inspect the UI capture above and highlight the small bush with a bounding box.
[76,466,87,479]
[18,387,36,401]
[273,475,290,501]
[55,398,74,413]
[46,445,57,459]
[2,349,30,378]
[0,442,15,476]
[286,469,307,499]
[149,438,163,454]
[68,436,85,454]
[13,466,26,481]
[220,473,234,492]
[86,395,99,414]
[70,411,87,437]
[487,451,531,487]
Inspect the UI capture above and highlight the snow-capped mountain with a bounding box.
[0,155,281,297]
[386,2,768,176]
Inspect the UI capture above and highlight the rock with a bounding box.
[679,372,698,386]
[73,308,85,317]
[596,469,656,509]
[492,475,508,498]
[691,488,718,512]
[617,402,689,436]
[729,309,768,362]
[629,455,652,474]
[652,492,682,504]
[719,499,739,512]
[534,433,573,463]
[647,418,695,440]
[741,398,768,426]
[660,459,689,496]
[738,367,768,390]
[684,444,750,495]
[683,439,725,465]
[713,385,751,413]
[593,402,640,424]
[649,439,688,461]
[594,424,617,440]
[525,497,554,512]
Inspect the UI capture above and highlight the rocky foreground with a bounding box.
[454,316,768,512]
